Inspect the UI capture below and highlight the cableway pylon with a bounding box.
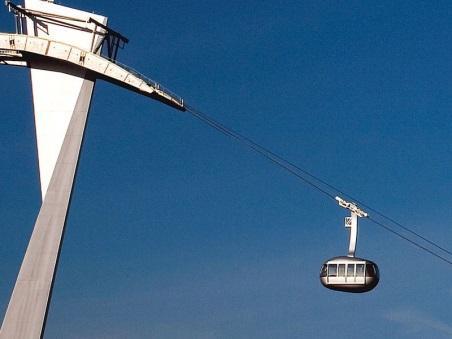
[0,1,184,338]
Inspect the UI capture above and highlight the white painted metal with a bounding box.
[24,0,107,200]
[325,258,366,285]
[32,69,87,200]
[335,196,368,257]
[0,1,105,338]
[23,0,106,51]
[0,50,26,66]
[335,196,368,218]
[0,79,95,339]
[345,212,358,257]
[0,33,185,109]
[0,1,185,337]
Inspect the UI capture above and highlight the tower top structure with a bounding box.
[0,1,185,338]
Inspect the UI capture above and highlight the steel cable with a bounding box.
[185,104,452,266]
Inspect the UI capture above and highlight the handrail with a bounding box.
[111,57,184,107]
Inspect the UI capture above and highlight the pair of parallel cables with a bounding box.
[184,104,452,266]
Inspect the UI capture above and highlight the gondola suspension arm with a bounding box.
[336,196,368,257]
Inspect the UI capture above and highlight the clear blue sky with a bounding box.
[1,1,452,338]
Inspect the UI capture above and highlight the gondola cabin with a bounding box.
[320,256,379,293]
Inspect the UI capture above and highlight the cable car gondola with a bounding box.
[320,197,379,293]
[320,256,379,293]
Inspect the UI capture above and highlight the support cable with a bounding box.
[185,106,336,200]
[368,217,452,265]
[186,105,337,200]
[344,198,452,257]
[184,104,452,266]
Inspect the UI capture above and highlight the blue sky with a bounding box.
[1,1,452,338]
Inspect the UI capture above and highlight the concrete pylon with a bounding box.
[0,1,107,338]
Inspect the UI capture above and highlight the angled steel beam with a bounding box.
[0,75,95,339]
[0,33,185,110]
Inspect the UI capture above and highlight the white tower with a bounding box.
[0,1,184,337]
